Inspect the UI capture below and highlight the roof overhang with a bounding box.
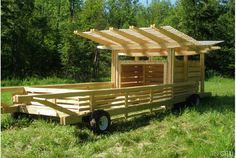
[74,25,223,56]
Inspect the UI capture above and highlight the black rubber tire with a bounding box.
[89,110,111,134]
[186,94,200,106]
[11,112,23,119]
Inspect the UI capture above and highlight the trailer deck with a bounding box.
[1,81,207,125]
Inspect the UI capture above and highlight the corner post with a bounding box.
[200,53,205,93]
[167,48,175,84]
[111,51,119,88]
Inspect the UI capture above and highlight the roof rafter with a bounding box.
[109,27,148,45]
[129,26,168,44]
[90,29,131,46]
[74,30,115,46]
[151,25,191,43]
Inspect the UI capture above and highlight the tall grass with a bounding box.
[1,76,234,157]
[1,76,111,87]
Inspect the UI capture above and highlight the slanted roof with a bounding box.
[74,25,223,56]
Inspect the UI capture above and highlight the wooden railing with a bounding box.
[9,81,198,119]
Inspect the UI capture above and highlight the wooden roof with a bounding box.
[74,25,223,56]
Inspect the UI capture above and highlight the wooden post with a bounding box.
[111,51,118,88]
[116,55,120,88]
[167,49,175,107]
[167,48,175,84]
[184,56,188,81]
[135,56,139,61]
[200,53,205,93]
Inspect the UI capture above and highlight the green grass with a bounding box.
[1,76,111,87]
[1,76,234,158]
[1,76,77,87]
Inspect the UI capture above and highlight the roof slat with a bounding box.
[74,31,115,46]
[90,29,131,46]
[153,25,195,44]
[129,26,168,44]
[109,27,148,45]
[74,25,222,56]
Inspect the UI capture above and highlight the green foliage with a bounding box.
[1,77,234,157]
[1,0,235,80]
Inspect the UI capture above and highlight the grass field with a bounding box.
[1,76,235,158]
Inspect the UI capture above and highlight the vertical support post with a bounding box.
[200,53,205,93]
[184,56,188,81]
[116,55,120,88]
[111,51,119,88]
[167,49,175,109]
[134,56,139,61]
[167,48,175,84]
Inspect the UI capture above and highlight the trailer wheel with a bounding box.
[186,94,200,106]
[90,110,111,134]
[11,112,23,119]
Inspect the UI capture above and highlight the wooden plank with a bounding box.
[121,83,144,87]
[94,97,125,105]
[112,51,117,88]
[188,61,200,67]
[121,76,143,81]
[1,87,25,94]
[91,29,131,45]
[25,87,84,94]
[167,48,175,83]
[108,99,171,116]
[175,67,184,73]
[74,31,115,46]
[60,114,83,125]
[188,67,200,72]
[157,26,189,43]
[188,72,201,77]
[1,104,20,113]
[109,27,148,45]
[32,98,78,115]
[95,102,125,110]
[14,82,196,103]
[120,60,166,65]
[129,26,168,44]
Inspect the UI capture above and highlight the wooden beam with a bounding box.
[200,53,205,93]
[74,30,115,46]
[156,25,192,43]
[111,51,117,88]
[109,27,148,45]
[91,29,130,45]
[32,97,78,115]
[167,48,175,83]
[129,26,168,44]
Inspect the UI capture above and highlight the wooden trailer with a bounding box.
[1,25,222,133]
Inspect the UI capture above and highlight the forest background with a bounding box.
[1,0,235,82]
